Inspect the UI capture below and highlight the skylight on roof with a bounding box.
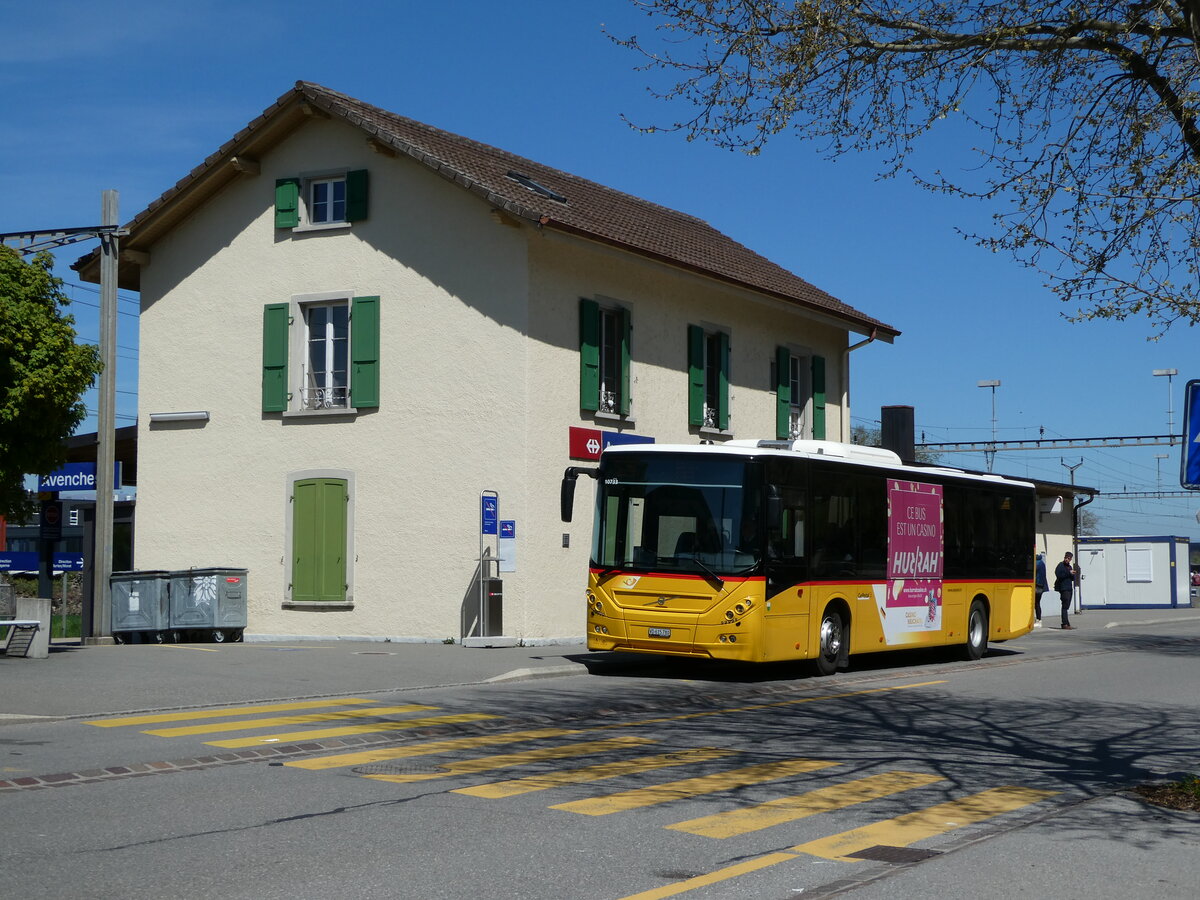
[506,171,567,204]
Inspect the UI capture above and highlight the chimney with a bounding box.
[881,406,915,462]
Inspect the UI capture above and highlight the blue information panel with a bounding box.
[1182,380,1200,490]
[0,552,40,572]
[481,495,498,535]
[52,553,85,572]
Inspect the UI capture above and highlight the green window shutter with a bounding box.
[618,306,632,416]
[812,355,827,440]
[262,303,290,412]
[775,346,791,440]
[716,331,730,431]
[687,324,705,426]
[291,478,347,603]
[275,178,300,229]
[346,169,369,222]
[350,295,380,408]
[579,298,600,411]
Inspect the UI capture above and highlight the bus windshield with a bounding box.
[593,453,765,576]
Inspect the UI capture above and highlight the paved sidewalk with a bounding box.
[0,638,599,723]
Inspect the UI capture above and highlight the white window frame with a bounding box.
[283,290,359,417]
[293,170,353,232]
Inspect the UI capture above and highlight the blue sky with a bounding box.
[3,0,1197,538]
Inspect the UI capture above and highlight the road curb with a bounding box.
[485,663,589,683]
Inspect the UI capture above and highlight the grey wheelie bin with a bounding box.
[168,567,248,642]
[110,570,171,644]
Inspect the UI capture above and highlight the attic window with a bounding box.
[506,171,567,204]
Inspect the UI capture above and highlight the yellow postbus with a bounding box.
[561,439,1036,675]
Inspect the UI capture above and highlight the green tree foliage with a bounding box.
[0,248,102,520]
[618,2,1200,330]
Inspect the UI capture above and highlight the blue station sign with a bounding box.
[37,462,123,493]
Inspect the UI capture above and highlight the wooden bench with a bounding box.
[0,620,42,658]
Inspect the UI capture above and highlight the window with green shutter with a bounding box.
[275,179,300,229]
[350,295,379,408]
[775,346,792,439]
[688,325,729,430]
[262,303,290,411]
[263,294,381,413]
[291,477,348,604]
[580,298,631,415]
[275,170,368,229]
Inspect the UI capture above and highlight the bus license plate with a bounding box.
[647,627,671,638]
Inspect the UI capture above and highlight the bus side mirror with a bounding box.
[561,467,598,523]
[766,487,782,531]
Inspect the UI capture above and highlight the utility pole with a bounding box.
[88,190,119,644]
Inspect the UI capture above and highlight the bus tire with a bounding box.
[814,606,845,676]
[964,599,989,661]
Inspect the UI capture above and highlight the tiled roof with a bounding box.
[77,81,897,338]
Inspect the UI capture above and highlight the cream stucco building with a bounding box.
[76,82,899,642]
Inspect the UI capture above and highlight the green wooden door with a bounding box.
[292,478,347,603]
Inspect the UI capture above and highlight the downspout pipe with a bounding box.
[841,328,879,442]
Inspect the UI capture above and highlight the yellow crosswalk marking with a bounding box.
[550,757,837,816]
[363,735,655,784]
[792,785,1059,860]
[286,728,585,770]
[618,853,799,900]
[616,785,1060,899]
[84,698,377,727]
[142,704,440,737]
[455,748,734,799]
[204,712,500,748]
[667,771,943,838]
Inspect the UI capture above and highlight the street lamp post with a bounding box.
[1152,368,1178,443]
[977,380,1001,472]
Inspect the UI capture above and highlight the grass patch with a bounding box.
[1132,774,1200,811]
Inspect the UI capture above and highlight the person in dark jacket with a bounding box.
[1034,553,1049,627]
[1054,552,1077,630]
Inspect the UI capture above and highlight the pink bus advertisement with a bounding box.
[879,479,944,644]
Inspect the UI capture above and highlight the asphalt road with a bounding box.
[2,614,1199,899]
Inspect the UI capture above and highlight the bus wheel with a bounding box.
[964,600,989,661]
[814,607,844,676]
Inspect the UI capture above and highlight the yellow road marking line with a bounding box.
[792,785,1060,860]
[454,748,734,799]
[596,681,947,730]
[618,852,800,900]
[550,758,836,816]
[85,698,378,727]
[363,735,655,784]
[617,785,1059,900]
[667,771,943,838]
[205,712,500,748]
[285,728,585,770]
[143,704,439,737]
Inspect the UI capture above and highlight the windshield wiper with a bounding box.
[687,556,725,590]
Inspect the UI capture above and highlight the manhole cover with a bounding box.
[351,762,447,776]
[354,651,396,656]
[846,845,941,864]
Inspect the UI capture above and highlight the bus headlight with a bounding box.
[734,603,746,615]
[724,609,735,621]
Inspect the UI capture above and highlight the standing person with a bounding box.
[1034,552,1049,627]
[1054,551,1077,630]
